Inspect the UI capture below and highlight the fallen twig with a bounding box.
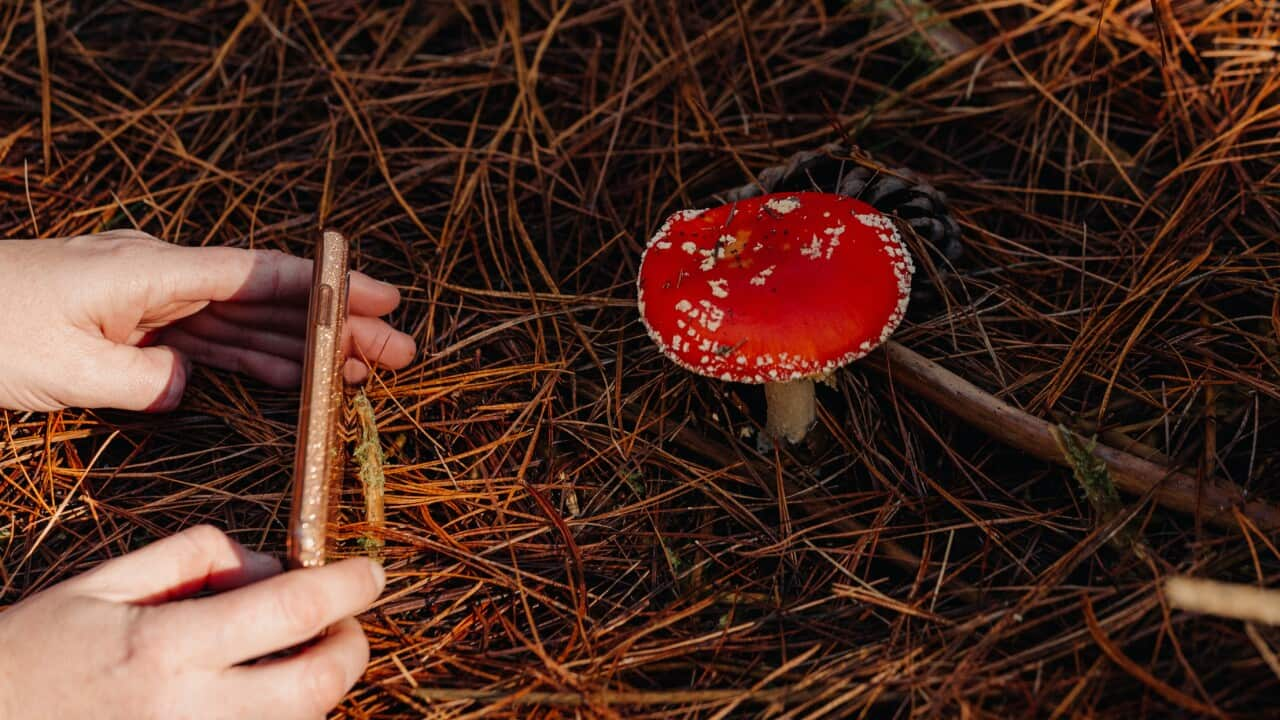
[1166,576,1280,626]
[877,341,1280,532]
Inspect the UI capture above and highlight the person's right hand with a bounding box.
[0,230,418,413]
[0,525,385,720]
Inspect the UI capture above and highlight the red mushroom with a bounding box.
[637,191,913,444]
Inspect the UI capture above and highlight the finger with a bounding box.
[157,326,302,388]
[207,302,307,335]
[71,524,282,604]
[156,557,385,667]
[63,341,190,412]
[164,247,401,315]
[176,310,305,361]
[350,269,402,316]
[343,359,369,384]
[345,316,417,370]
[205,304,416,371]
[221,617,369,720]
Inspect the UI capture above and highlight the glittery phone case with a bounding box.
[287,229,348,569]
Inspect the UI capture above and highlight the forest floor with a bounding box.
[3,1,1280,717]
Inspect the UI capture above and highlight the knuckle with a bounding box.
[251,247,292,273]
[347,561,381,602]
[302,654,352,714]
[255,248,291,295]
[66,228,156,248]
[101,230,164,254]
[258,247,290,261]
[83,235,164,271]
[170,524,228,566]
[120,607,175,666]
[275,581,328,634]
[180,523,228,548]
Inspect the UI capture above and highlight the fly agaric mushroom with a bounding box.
[637,191,913,444]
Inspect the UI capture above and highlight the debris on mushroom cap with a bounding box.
[636,191,914,384]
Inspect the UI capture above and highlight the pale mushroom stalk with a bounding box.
[764,378,815,444]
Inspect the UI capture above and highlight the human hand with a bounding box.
[0,230,417,412]
[0,525,385,720]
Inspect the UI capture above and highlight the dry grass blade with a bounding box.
[413,685,821,707]
[1083,595,1226,719]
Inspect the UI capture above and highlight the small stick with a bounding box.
[1166,576,1280,626]
[876,341,1280,532]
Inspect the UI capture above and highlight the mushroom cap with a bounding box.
[637,191,913,383]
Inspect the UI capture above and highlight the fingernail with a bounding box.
[368,559,386,591]
[245,550,282,576]
[145,376,185,413]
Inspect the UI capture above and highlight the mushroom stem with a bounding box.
[764,379,816,444]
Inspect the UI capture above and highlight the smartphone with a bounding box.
[287,229,349,569]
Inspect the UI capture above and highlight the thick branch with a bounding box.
[876,341,1280,532]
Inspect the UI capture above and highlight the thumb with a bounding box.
[67,341,191,412]
[71,524,283,604]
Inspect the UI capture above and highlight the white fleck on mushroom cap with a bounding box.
[636,192,913,383]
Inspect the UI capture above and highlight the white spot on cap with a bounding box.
[644,207,707,251]
[823,225,844,259]
[800,235,824,260]
[699,246,720,272]
[681,241,697,254]
[750,265,775,286]
[856,212,894,232]
[764,196,801,215]
[708,278,728,298]
[697,300,725,332]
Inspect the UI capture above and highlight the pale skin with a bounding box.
[0,230,418,719]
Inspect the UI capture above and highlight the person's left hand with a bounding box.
[0,524,386,720]
[0,230,417,412]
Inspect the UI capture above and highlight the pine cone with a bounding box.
[717,143,963,264]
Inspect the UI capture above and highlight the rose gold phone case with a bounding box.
[287,229,349,569]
